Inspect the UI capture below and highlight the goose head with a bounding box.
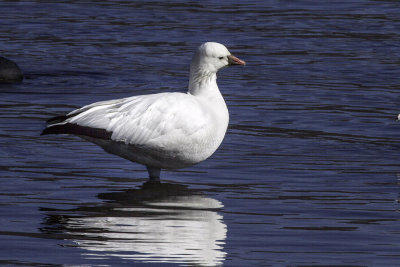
[190,42,245,74]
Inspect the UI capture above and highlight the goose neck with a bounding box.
[188,69,217,96]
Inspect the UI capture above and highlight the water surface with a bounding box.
[1,0,400,266]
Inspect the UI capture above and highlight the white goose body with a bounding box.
[42,42,245,181]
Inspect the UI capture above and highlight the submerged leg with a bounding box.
[146,166,161,182]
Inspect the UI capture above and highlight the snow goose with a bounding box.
[42,42,245,182]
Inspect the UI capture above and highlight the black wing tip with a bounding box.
[41,124,67,136]
[41,123,112,140]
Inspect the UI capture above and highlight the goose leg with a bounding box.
[146,166,161,182]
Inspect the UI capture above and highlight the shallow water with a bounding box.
[1,0,400,266]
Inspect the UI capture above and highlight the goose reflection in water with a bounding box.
[41,182,227,266]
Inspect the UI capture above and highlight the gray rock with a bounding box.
[0,56,23,81]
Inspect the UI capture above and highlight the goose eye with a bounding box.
[218,57,224,60]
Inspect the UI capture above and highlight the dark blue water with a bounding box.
[1,1,400,266]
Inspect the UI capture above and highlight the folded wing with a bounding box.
[42,92,209,151]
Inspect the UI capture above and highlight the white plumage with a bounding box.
[42,42,245,181]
